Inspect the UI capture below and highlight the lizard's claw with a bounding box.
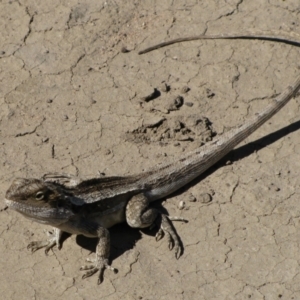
[27,239,57,255]
[156,227,174,250]
[27,228,62,254]
[80,256,118,284]
[156,214,187,259]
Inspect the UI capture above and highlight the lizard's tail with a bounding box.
[145,76,300,200]
[138,31,300,54]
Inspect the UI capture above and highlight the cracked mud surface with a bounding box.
[1,1,300,299]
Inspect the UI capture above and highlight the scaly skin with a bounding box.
[5,33,300,284]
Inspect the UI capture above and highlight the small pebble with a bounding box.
[140,88,160,102]
[160,82,170,92]
[173,95,183,108]
[185,102,194,107]
[121,47,130,53]
[181,86,190,93]
[178,201,185,210]
[206,88,215,98]
[199,193,212,203]
[188,194,196,202]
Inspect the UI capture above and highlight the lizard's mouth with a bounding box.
[5,198,32,210]
[4,198,72,225]
[5,198,20,210]
[5,198,12,207]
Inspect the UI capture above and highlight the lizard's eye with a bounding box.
[35,191,44,200]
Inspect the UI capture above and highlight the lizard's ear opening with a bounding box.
[35,191,44,200]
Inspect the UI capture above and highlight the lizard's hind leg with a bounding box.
[126,193,187,258]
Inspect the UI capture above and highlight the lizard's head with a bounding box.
[5,178,76,225]
[6,178,53,203]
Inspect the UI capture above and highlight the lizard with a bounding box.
[138,30,300,54]
[4,32,300,285]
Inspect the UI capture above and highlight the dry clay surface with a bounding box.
[1,1,300,299]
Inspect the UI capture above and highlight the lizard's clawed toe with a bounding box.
[81,266,100,281]
[80,256,118,284]
[155,228,164,241]
[27,239,57,254]
[27,241,40,253]
[155,214,184,259]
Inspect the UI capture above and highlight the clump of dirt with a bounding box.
[125,114,215,144]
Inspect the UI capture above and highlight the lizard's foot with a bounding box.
[155,214,188,259]
[27,228,62,255]
[80,256,118,284]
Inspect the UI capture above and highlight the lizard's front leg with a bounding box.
[27,227,63,254]
[126,193,186,258]
[80,226,117,284]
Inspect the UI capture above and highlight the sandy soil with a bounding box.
[1,1,300,299]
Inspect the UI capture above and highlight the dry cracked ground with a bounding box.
[1,0,300,299]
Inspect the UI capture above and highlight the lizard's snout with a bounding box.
[5,178,44,200]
